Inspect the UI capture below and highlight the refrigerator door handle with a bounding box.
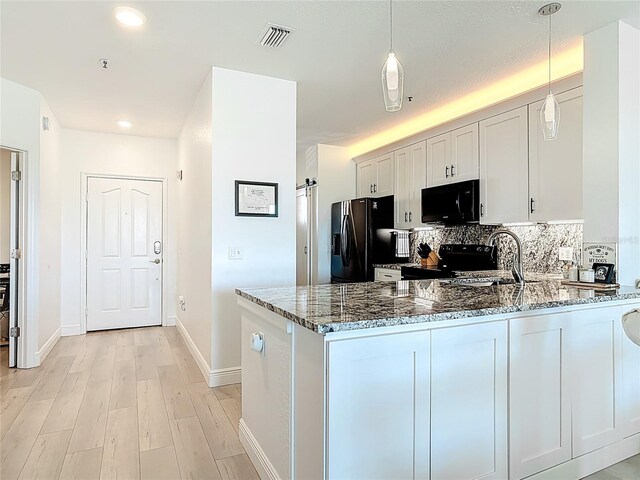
[340,214,349,267]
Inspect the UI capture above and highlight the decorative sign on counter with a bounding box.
[235,180,278,217]
[583,242,617,268]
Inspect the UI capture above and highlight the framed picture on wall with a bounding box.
[235,180,278,217]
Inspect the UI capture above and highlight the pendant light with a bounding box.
[382,0,403,112]
[539,3,561,140]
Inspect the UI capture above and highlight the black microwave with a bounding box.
[421,179,479,224]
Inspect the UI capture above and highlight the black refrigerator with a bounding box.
[331,195,407,283]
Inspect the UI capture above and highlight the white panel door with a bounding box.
[327,331,430,480]
[620,303,640,438]
[431,321,508,480]
[357,160,374,197]
[426,132,450,187]
[374,153,395,197]
[529,88,583,222]
[407,141,427,227]
[571,306,624,456]
[510,313,572,479]
[87,177,163,331]
[451,123,479,183]
[479,106,529,224]
[394,146,409,228]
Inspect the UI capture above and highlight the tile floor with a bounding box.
[0,326,258,480]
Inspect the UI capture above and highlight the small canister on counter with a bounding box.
[579,268,595,283]
[568,265,579,282]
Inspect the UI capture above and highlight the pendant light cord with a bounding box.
[548,10,552,93]
[389,0,393,52]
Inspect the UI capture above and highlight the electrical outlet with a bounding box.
[228,246,243,260]
[559,247,574,261]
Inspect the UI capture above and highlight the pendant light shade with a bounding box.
[382,0,403,112]
[541,92,560,140]
[382,52,404,111]
[539,3,561,141]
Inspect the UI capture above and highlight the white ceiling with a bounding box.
[1,1,638,153]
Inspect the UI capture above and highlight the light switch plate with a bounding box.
[229,246,243,260]
[559,247,574,261]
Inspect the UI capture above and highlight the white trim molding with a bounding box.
[61,324,83,337]
[175,316,241,387]
[239,418,281,480]
[35,326,61,364]
[166,315,177,327]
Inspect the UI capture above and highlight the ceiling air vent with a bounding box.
[258,23,293,48]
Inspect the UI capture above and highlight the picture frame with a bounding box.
[235,180,278,217]
[592,263,615,284]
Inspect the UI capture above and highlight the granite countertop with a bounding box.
[236,279,640,335]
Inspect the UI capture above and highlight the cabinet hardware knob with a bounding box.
[405,212,408,222]
[370,184,373,194]
[409,211,412,222]
[451,164,455,176]
[480,203,484,217]
[445,165,449,178]
[530,198,535,213]
[374,183,377,193]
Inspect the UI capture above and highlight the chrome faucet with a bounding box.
[487,229,525,285]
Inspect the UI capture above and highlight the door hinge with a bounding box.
[9,326,20,338]
[85,307,88,318]
[10,249,21,259]
[11,170,22,181]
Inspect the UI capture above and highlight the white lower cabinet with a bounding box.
[509,313,572,479]
[374,267,402,282]
[431,321,508,480]
[327,331,431,480]
[570,306,624,457]
[621,303,640,438]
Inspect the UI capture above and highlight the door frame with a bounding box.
[80,173,169,334]
[0,146,30,368]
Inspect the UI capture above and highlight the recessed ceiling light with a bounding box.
[114,7,146,27]
[117,120,133,128]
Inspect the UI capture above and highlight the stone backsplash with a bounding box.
[410,223,583,274]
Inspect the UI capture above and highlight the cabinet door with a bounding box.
[621,304,640,438]
[451,124,479,183]
[510,313,572,479]
[394,147,409,228]
[357,160,374,197]
[571,306,624,457]
[426,132,450,188]
[479,107,529,224]
[529,88,583,222]
[407,141,427,227]
[431,321,508,480]
[327,332,430,480]
[373,153,394,197]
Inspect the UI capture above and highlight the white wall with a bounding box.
[583,21,640,286]
[0,77,43,367]
[38,100,62,352]
[315,144,354,284]
[209,67,296,378]
[176,72,213,374]
[59,129,178,335]
[0,149,10,263]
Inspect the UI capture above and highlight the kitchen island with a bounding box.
[236,279,640,480]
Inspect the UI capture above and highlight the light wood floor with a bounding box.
[0,326,258,480]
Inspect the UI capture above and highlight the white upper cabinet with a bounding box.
[451,123,480,182]
[479,106,529,224]
[427,124,479,188]
[427,132,450,187]
[528,88,583,222]
[356,153,394,198]
[394,141,426,228]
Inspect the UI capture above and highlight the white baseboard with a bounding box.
[61,324,83,336]
[175,316,241,387]
[165,315,177,327]
[239,418,281,480]
[35,326,61,365]
[209,367,242,387]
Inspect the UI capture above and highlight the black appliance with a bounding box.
[331,196,408,283]
[421,179,479,224]
[400,243,497,280]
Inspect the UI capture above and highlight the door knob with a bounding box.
[150,259,161,264]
